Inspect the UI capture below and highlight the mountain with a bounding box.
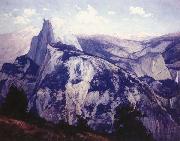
[0,25,179,82]
[0,26,39,69]
[77,34,180,82]
[27,19,55,65]
[77,35,143,75]
[0,20,179,141]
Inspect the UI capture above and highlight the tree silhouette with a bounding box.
[76,115,90,132]
[0,85,28,119]
[114,105,154,141]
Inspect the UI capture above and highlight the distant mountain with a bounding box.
[0,20,179,141]
[141,34,180,81]
[77,33,180,82]
[0,26,39,69]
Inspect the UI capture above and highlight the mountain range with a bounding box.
[0,19,179,141]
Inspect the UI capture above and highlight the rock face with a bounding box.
[27,19,55,65]
[0,20,180,141]
[132,53,171,80]
[140,76,180,130]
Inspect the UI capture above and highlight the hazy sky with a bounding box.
[0,0,180,37]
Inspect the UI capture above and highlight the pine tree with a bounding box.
[114,105,154,141]
[0,85,28,119]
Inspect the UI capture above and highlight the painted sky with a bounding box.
[0,0,180,37]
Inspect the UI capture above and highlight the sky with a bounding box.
[0,0,180,38]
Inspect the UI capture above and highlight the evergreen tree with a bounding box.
[114,105,154,141]
[76,115,90,131]
[0,85,28,119]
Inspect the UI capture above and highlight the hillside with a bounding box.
[0,115,110,141]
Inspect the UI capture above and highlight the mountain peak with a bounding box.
[27,19,55,65]
[41,19,55,45]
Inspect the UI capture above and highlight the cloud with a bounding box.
[108,11,116,15]
[13,8,19,12]
[75,5,81,10]
[129,6,153,18]
[3,13,12,18]
[51,17,64,29]
[50,16,66,39]
[14,16,30,25]
[76,5,109,24]
[23,8,36,17]
[48,5,113,38]
[42,8,49,11]
[14,8,37,25]
[69,5,110,34]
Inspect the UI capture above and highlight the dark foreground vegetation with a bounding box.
[0,85,155,141]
